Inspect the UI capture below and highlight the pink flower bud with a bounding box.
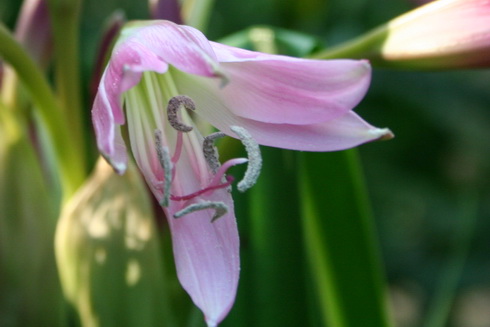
[382,0,490,68]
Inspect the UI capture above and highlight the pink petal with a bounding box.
[151,144,239,326]
[173,73,390,151]
[123,21,221,77]
[205,42,371,124]
[92,44,169,172]
[166,194,239,327]
[92,20,225,172]
[224,111,392,151]
[92,82,128,173]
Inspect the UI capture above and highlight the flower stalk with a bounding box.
[311,26,388,61]
[46,0,86,172]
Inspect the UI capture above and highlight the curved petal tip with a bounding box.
[375,128,395,141]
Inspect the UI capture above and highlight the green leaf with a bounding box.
[222,147,310,326]
[423,192,479,327]
[0,104,64,327]
[298,149,392,327]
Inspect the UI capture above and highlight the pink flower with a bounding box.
[91,20,391,326]
[382,0,490,68]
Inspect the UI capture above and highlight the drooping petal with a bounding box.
[202,42,372,125]
[173,72,391,151]
[245,111,391,151]
[122,82,240,326]
[161,134,239,327]
[92,45,169,173]
[92,79,128,173]
[227,111,391,151]
[166,193,239,327]
[104,41,169,124]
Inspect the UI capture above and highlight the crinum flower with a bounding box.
[92,20,392,326]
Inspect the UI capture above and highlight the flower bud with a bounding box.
[381,0,490,68]
[148,0,182,23]
[1,0,52,106]
[316,0,490,69]
[55,158,169,327]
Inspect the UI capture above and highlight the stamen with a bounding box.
[170,175,234,201]
[173,201,229,222]
[230,126,262,192]
[203,132,226,174]
[167,95,195,132]
[154,129,173,207]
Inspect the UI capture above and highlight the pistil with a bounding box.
[170,175,235,201]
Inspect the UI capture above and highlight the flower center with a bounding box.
[124,71,262,222]
[154,95,262,222]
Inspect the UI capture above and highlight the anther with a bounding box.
[167,95,195,132]
[173,201,229,222]
[230,126,262,192]
[203,132,226,174]
[155,129,172,207]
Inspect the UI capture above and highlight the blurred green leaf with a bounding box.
[0,22,84,197]
[218,25,323,57]
[222,148,310,326]
[298,149,392,327]
[0,103,64,327]
[423,192,479,327]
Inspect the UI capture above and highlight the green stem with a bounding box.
[0,23,84,198]
[299,149,392,327]
[310,24,388,60]
[46,0,86,173]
